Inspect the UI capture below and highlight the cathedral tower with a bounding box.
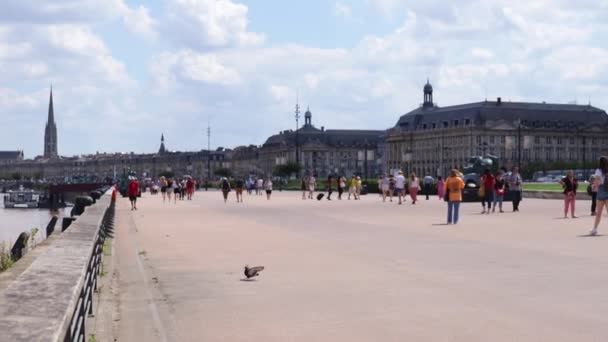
[44,87,58,159]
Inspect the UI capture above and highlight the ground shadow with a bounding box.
[240,278,257,282]
[577,234,604,238]
[431,223,450,226]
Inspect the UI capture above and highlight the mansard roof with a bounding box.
[264,125,383,148]
[0,151,24,160]
[394,99,608,130]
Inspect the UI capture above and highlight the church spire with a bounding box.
[158,133,167,154]
[48,85,55,124]
[43,86,58,159]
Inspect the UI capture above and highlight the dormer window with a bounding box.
[464,118,471,125]
[422,124,428,130]
[454,120,459,127]
[432,123,437,129]
[443,121,449,128]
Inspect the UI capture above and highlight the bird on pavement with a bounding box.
[244,265,265,279]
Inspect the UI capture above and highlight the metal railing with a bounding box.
[63,200,115,342]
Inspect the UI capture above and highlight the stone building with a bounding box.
[385,80,608,177]
[255,108,385,179]
[0,151,24,162]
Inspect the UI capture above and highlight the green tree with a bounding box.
[214,168,232,178]
[11,172,22,181]
[273,162,301,178]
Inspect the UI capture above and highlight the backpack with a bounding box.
[587,184,593,196]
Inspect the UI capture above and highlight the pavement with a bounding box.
[103,190,608,341]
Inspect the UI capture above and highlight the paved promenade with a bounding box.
[106,190,608,341]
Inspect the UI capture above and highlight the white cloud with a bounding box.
[165,0,265,50]
[471,48,494,59]
[334,2,352,19]
[121,5,157,39]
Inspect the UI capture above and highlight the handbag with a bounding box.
[444,188,450,202]
[478,185,485,198]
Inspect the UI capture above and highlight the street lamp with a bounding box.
[295,100,300,177]
[206,123,211,191]
[517,118,522,168]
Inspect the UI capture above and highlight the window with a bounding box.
[545,147,552,161]
[490,136,495,144]
[476,136,482,144]
[454,120,459,127]
[535,136,540,144]
[432,123,436,129]
[557,137,563,144]
[422,124,427,130]
[465,118,471,125]
[546,137,551,144]
[570,137,575,145]
[500,136,506,144]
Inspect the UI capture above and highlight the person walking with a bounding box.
[235,178,244,203]
[326,175,334,200]
[256,178,264,196]
[590,156,608,235]
[264,178,273,200]
[166,178,173,202]
[409,173,421,204]
[388,175,395,202]
[301,176,308,200]
[128,177,139,210]
[480,169,495,214]
[395,171,406,205]
[186,177,195,200]
[492,172,506,213]
[560,170,578,218]
[221,177,231,203]
[348,175,357,200]
[589,175,598,216]
[355,176,362,200]
[508,167,522,212]
[308,174,316,199]
[437,176,445,201]
[380,174,390,202]
[338,176,346,200]
[445,169,465,224]
[160,176,168,202]
[423,174,434,200]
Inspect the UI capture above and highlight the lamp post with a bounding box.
[295,100,300,176]
[517,118,522,168]
[206,123,211,191]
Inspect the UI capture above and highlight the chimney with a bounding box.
[497,97,502,105]
[321,126,325,131]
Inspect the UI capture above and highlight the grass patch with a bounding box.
[0,242,14,272]
[523,183,563,191]
[102,238,111,257]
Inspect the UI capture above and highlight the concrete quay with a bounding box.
[103,190,607,342]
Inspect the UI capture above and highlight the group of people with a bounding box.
[478,167,523,214]
[221,177,274,203]
[300,175,364,201]
[157,176,196,203]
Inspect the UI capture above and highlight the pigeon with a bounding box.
[244,265,265,279]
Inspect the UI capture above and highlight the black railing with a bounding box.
[64,201,115,342]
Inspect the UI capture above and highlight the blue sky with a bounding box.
[1,0,607,158]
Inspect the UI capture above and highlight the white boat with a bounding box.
[2,188,41,209]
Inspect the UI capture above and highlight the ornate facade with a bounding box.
[252,108,385,178]
[386,81,608,177]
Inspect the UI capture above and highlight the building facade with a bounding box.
[386,81,608,177]
[253,108,385,179]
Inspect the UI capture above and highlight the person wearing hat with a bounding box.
[395,171,406,205]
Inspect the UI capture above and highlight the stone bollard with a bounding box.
[10,231,30,261]
[71,196,94,217]
[62,217,76,232]
[89,191,101,204]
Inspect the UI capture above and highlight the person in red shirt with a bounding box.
[186,177,195,200]
[480,168,495,214]
[128,177,140,210]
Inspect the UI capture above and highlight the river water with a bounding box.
[0,196,70,247]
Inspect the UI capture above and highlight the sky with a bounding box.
[0,0,607,158]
